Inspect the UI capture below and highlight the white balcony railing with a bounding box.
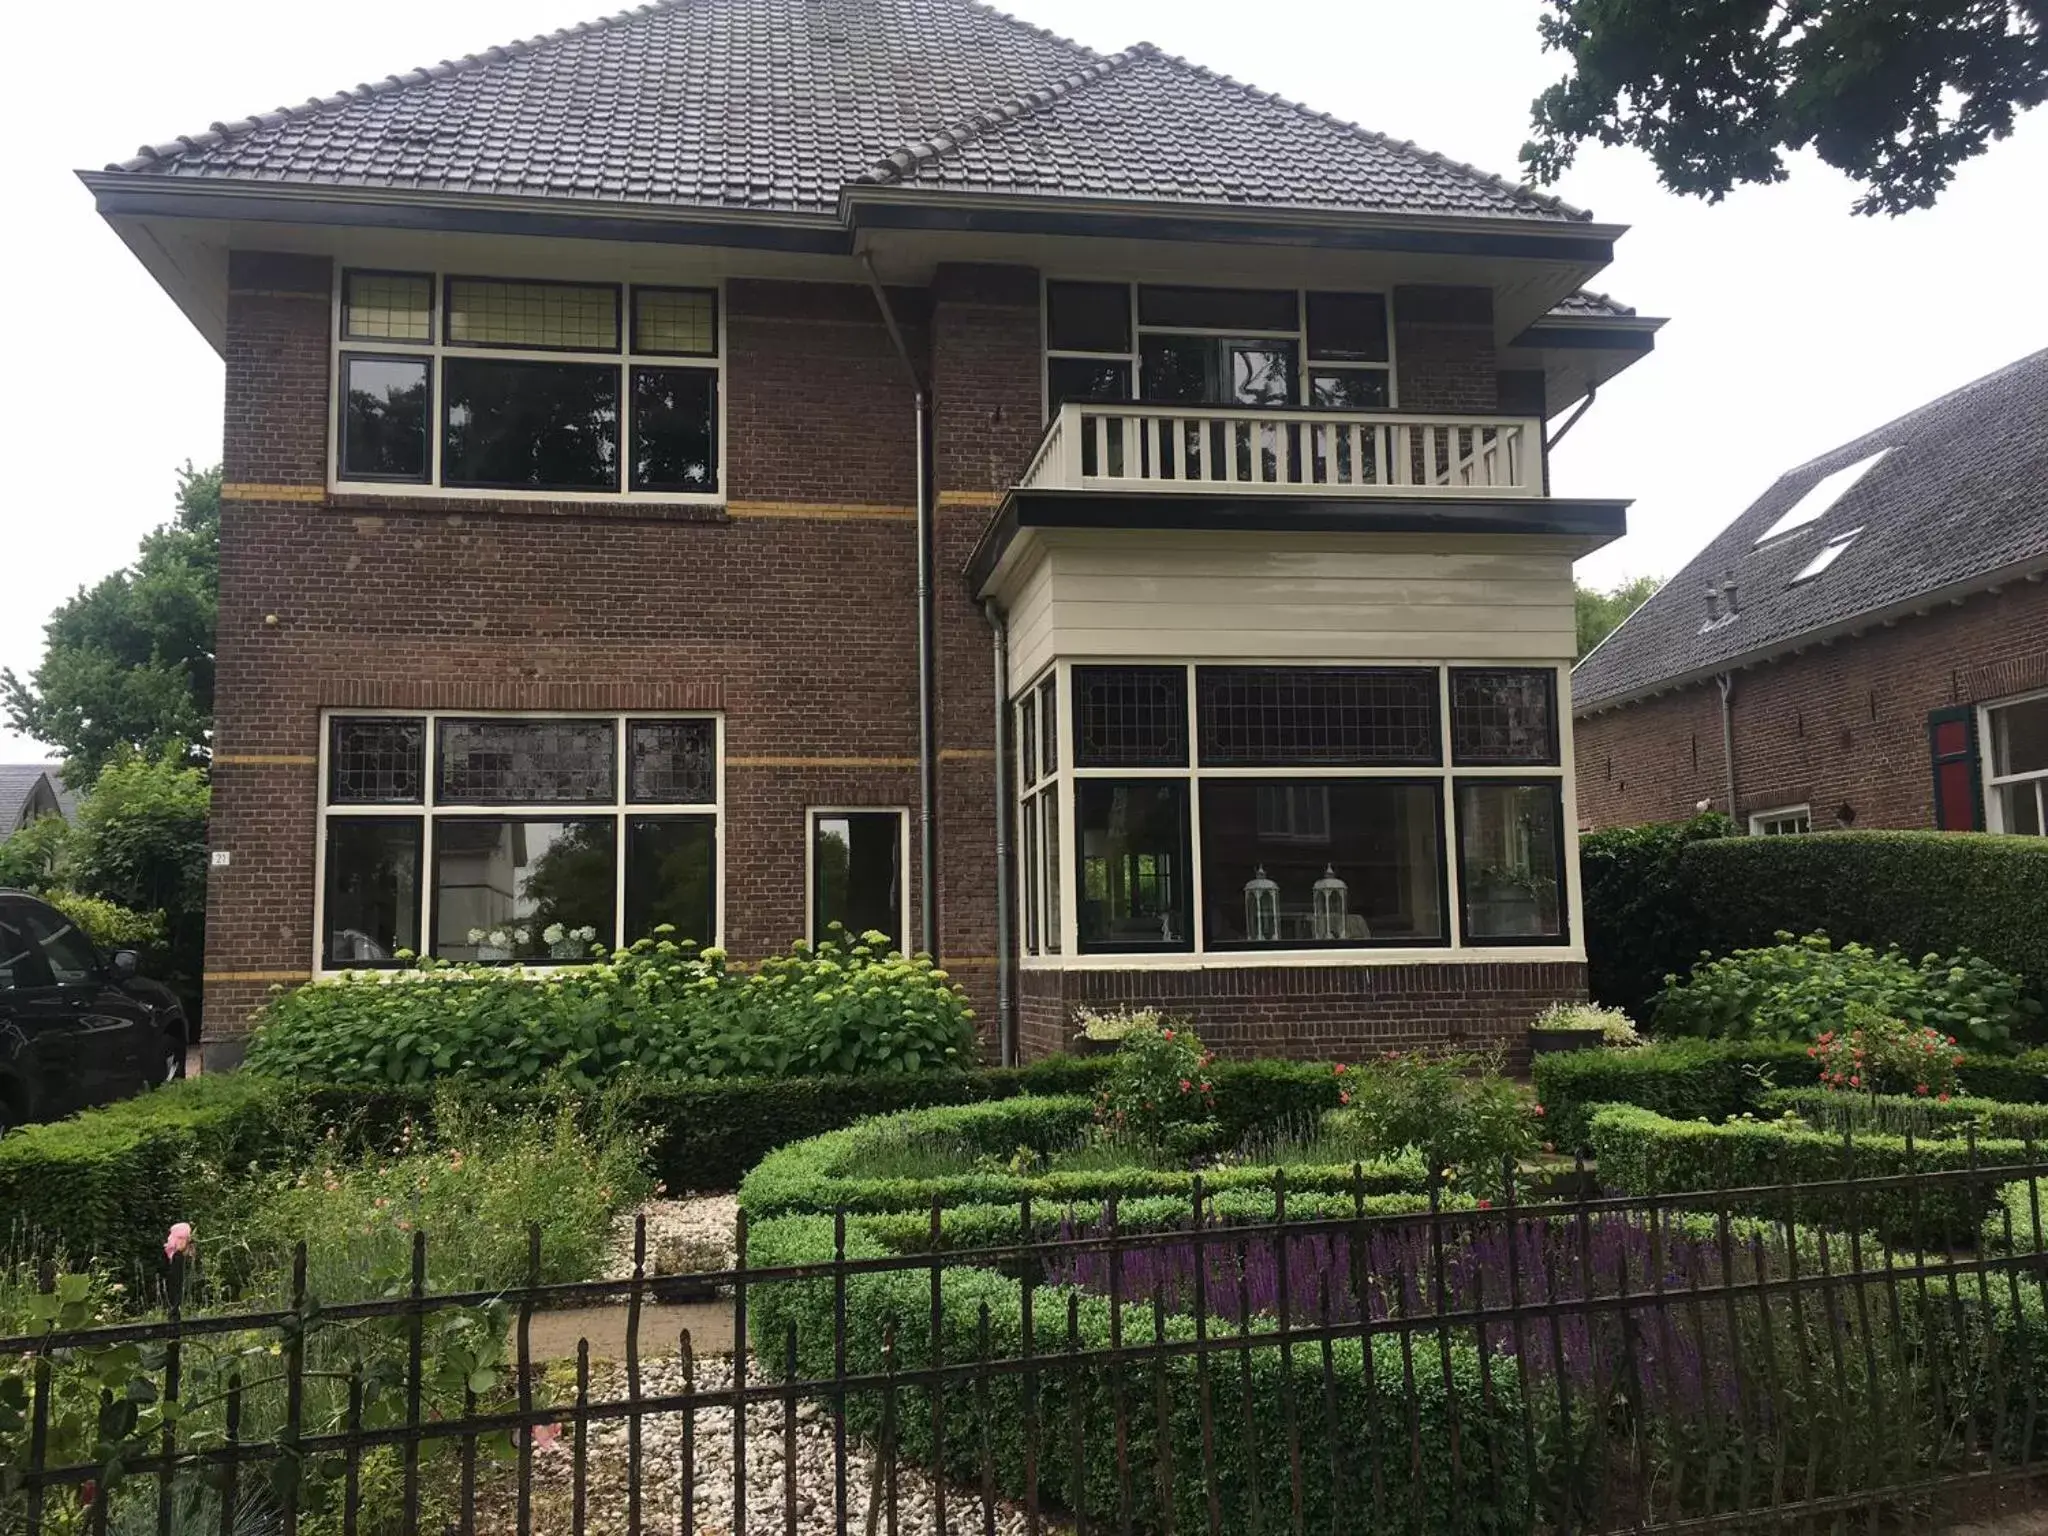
[1018,403,1542,498]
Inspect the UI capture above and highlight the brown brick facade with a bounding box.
[1574,579,2048,831]
[207,256,1551,1064]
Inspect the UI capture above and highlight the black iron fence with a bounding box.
[7,1157,2048,1535]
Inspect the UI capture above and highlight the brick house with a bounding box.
[1575,349,2048,839]
[84,0,1666,1068]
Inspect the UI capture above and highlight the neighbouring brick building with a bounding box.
[1575,350,2048,840]
[85,0,1666,1067]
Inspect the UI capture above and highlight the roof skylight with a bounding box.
[1790,527,1864,585]
[1753,449,1891,544]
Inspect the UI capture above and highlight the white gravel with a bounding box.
[605,1193,740,1282]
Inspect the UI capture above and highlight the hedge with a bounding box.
[1760,1088,2048,1143]
[1579,811,1736,1019]
[1587,1104,2022,1242]
[746,1208,1525,1535]
[737,1097,1426,1218]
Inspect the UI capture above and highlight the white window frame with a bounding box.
[313,708,724,973]
[804,806,912,949]
[1040,278,1399,422]
[328,271,726,505]
[1981,687,2048,837]
[1016,659,1576,966]
[1749,804,1813,837]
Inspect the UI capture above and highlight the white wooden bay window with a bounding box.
[1015,662,1572,960]
[315,711,721,970]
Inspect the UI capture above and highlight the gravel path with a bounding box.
[605,1193,740,1282]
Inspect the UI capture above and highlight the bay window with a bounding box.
[318,712,719,969]
[1020,662,1570,956]
[335,270,720,499]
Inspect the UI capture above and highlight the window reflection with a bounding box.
[432,817,616,962]
[1076,781,1189,949]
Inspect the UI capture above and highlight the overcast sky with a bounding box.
[4,0,2046,757]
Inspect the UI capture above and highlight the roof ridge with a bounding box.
[954,0,1105,67]
[108,0,695,173]
[858,44,1141,186]
[1135,44,1594,223]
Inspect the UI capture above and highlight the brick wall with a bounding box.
[1394,286,1498,413]
[1017,962,1587,1067]
[1574,579,2048,830]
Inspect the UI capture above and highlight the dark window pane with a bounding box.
[633,288,717,356]
[1141,337,1297,406]
[323,818,422,966]
[627,719,716,804]
[343,272,433,343]
[1021,796,1040,954]
[1306,292,1389,361]
[433,817,615,961]
[1309,370,1390,409]
[0,906,48,991]
[626,816,716,948]
[1038,676,1059,775]
[1048,357,1132,405]
[1138,285,1297,331]
[328,717,425,804]
[630,367,718,492]
[19,904,100,985]
[1018,694,1038,788]
[442,358,618,492]
[1197,667,1439,766]
[340,356,430,481]
[1073,666,1188,767]
[436,718,617,805]
[812,811,903,951]
[1076,780,1190,951]
[1457,781,1566,941]
[1450,669,1560,765]
[1042,789,1062,954]
[1046,281,1131,352]
[1200,780,1443,947]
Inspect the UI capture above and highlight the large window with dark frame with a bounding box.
[319,712,719,969]
[335,271,720,497]
[1024,663,1570,955]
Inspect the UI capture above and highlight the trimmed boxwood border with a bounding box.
[1760,1088,2048,1142]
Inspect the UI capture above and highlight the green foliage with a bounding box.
[1678,832,2048,1010]
[1522,0,2048,216]
[1094,1020,1217,1155]
[2,462,219,777]
[1762,1087,2048,1145]
[1342,1053,1540,1193]
[1574,573,1660,659]
[1654,932,2038,1052]
[1811,1006,1965,1099]
[0,813,69,893]
[1070,1004,1164,1043]
[37,889,167,951]
[1578,812,1735,1019]
[245,930,975,1088]
[1532,1038,1818,1152]
[1588,1103,2022,1242]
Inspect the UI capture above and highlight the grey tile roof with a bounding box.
[1574,348,2048,710]
[0,764,59,835]
[1545,289,1637,317]
[105,0,1587,224]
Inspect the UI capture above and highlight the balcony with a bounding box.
[1018,402,1542,498]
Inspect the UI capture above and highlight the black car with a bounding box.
[0,890,192,1134]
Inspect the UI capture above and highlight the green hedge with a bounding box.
[738,1097,1426,1218]
[1760,1087,2048,1143]
[746,1207,1523,1534]
[1579,812,1735,1019]
[1587,1104,2021,1242]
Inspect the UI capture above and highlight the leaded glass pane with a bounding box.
[343,272,432,342]
[446,279,619,351]
[1450,669,1559,766]
[328,717,425,803]
[435,719,617,805]
[1197,667,1439,766]
[633,288,718,356]
[1072,666,1188,768]
[627,719,716,804]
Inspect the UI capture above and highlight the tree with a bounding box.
[3,463,220,780]
[1576,573,1661,659]
[1522,0,2048,215]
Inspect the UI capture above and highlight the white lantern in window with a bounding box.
[1243,865,1279,942]
[1312,865,1349,941]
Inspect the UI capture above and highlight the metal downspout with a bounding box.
[860,252,940,957]
[1717,672,1739,824]
[984,599,1016,1065]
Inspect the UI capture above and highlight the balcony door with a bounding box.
[1139,336,1300,408]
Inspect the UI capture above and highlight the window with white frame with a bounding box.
[809,809,907,952]
[1017,673,1062,956]
[1022,663,1568,956]
[1984,691,2048,836]
[318,712,719,968]
[1749,805,1813,837]
[335,272,721,498]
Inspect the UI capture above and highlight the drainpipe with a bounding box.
[984,598,1016,1065]
[1717,672,1739,825]
[861,251,940,957]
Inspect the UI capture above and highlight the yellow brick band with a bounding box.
[937,490,1004,509]
[214,753,318,766]
[726,501,915,521]
[728,754,920,769]
[938,748,996,762]
[222,483,328,503]
[204,970,313,984]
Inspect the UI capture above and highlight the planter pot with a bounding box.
[1072,1035,1124,1058]
[1529,1027,1606,1056]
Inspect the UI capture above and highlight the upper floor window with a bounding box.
[1985,691,2048,836]
[335,271,721,500]
[1044,281,1392,413]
